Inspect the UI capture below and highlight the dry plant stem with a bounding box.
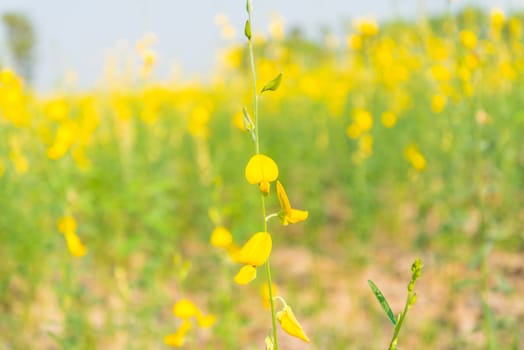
[247,2,279,348]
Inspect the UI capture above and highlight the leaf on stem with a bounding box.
[368,279,396,325]
[261,73,282,93]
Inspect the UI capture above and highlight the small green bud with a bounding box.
[242,107,255,131]
[408,293,417,307]
[244,20,252,40]
[242,107,257,142]
[407,280,414,292]
[261,73,282,93]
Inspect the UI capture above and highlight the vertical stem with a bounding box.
[246,1,278,348]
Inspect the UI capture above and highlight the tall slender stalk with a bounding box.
[246,1,279,348]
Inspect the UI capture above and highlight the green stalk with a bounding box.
[246,1,278,348]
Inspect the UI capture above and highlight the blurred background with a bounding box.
[0,0,521,91]
[0,1,523,349]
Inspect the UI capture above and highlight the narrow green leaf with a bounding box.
[261,73,282,93]
[368,279,396,325]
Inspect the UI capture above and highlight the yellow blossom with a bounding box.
[237,232,272,266]
[277,304,310,343]
[234,265,257,285]
[64,231,87,257]
[196,313,216,328]
[261,283,279,309]
[460,30,477,49]
[276,181,308,225]
[210,226,233,248]
[381,111,397,128]
[245,154,279,195]
[173,299,199,319]
[405,145,426,171]
[164,320,192,347]
[58,216,77,235]
[431,93,446,114]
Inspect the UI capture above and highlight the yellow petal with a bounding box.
[277,181,308,225]
[277,305,311,343]
[245,154,279,185]
[64,231,87,257]
[276,181,292,214]
[234,265,257,285]
[58,216,77,235]
[164,333,185,347]
[196,313,216,328]
[261,283,279,310]
[210,226,233,248]
[164,320,192,347]
[173,299,198,319]
[286,209,309,225]
[237,232,272,266]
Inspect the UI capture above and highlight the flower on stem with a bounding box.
[57,216,87,257]
[276,303,310,343]
[165,299,215,347]
[234,232,272,285]
[276,181,308,225]
[245,154,279,195]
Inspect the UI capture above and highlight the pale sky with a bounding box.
[0,0,520,91]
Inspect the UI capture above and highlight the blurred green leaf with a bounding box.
[261,73,282,93]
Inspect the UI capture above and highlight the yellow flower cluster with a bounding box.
[164,299,215,347]
[57,216,87,258]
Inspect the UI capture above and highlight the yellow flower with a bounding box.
[431,93,446,114]
[381,111,397,128]
[237,232,272,266]
[164,320,192,347]
[64,231,87,257]
[276,181,308,225]
[234,265,257,285]
[277,305,310,343]
[405,145,426,171]
[210,226,233,248]
[58,216,77,235]
[196,313,216,328]
[460,30,477,49]
[261,283,279,309]
[245,154,279,195]
[173,299,199,319]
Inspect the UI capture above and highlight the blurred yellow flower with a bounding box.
[196,313,216,328]
[58,216,77,235]
[405,145,426,171]
[381,111,397,128]
[354,17,379,37]
[460,30,477,49]
[431,93,447,114]
[173,299,199,319]
[210,226,233,248]
[261,283,279,309]
[164,320,192,347]
[276,181,308,225]
[490,7,505,29]
[64,231,87,257]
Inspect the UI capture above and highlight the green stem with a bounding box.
[389,298,410,350]
[247,1,278,348]
[248,38,260,154]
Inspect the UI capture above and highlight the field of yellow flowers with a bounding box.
[1,6,523,349]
